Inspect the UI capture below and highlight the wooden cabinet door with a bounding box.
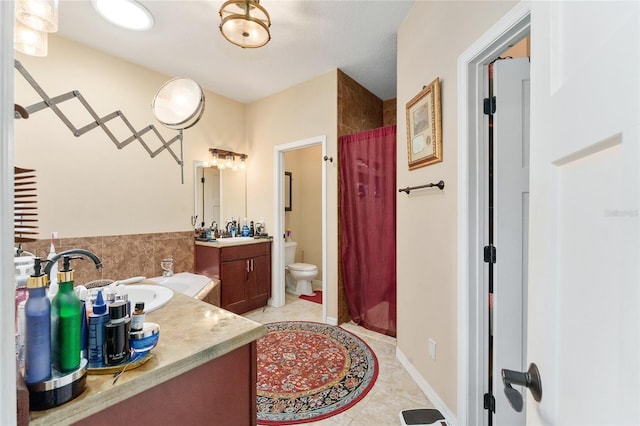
[250,255,271,303]
[220,259,248,313]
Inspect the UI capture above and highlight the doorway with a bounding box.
[272,135,328,323]
[456,3,531,425]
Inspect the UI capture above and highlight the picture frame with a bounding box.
[405,77,442,170]
[284,171,292,211]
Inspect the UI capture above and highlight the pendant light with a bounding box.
[219,0,271,49]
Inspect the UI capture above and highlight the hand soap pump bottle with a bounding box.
[24,258,52,384]
[50,255,83,373]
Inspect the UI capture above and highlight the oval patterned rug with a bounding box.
[256,321,378,425]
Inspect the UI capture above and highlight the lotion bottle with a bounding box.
[51,256,82,373]
[24,258,51,384]
[105,301,130,366]
[88,290,108,368]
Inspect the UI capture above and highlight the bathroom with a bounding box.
[283,145,323,300]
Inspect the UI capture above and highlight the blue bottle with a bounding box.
[88,290,108,368]
[24,258,51,384]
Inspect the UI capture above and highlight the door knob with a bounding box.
[501,363,542,412]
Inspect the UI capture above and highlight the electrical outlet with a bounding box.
[429,338,437,360]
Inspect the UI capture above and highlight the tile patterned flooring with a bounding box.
[243,293,434,426]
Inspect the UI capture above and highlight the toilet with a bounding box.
[284,241,317,296]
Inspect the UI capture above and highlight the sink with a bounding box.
[150,272,212,298]
[126,284,174,313]
[216,236,255,244]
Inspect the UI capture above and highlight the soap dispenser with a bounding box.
[24,258,51,384]
[50,256,83,373]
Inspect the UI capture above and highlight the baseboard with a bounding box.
[312,279,322,290]
[326,316,338,326]
[396,347,458,426]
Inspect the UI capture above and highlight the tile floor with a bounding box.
[243,293,434,426]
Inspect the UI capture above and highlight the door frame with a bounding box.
[456,3,530,425]
[0,2,15,423]
[272,135,327,323]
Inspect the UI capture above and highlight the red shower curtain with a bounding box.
[339,125,396,337]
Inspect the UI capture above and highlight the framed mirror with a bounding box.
[285,171,292,212]
[194,161,246,229]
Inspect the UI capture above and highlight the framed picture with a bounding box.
[405,77,442,170]
[284,171,292,211]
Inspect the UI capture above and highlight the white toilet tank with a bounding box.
[284,241,297,266]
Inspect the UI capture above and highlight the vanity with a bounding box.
[194,239,272,315]
[23,282,266,425]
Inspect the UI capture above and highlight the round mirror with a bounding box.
[152,77,205,130]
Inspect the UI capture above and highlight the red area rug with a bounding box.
[298,290,322,304]
[256,321,378,425]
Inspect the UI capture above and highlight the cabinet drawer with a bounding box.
[221,242,270,261]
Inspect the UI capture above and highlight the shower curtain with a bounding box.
[339,124,396,337]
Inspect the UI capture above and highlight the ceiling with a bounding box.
[56,0,415,104]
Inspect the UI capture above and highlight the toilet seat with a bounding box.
[287,263,317,272]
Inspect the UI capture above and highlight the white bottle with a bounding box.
[47,232,58,300]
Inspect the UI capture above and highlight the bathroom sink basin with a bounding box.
[126,284,174,313]
[150,272,212,298]
[216,236,255,244]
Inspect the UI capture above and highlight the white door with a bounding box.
[492,57,530,426]
[528,2,639,424]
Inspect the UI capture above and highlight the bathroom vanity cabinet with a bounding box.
[195,240,272,314]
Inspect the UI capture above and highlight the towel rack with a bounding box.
[398,180,445,194]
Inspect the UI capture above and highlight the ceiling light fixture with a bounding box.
[219,0,271,49]
[92,0,154,31]
[14,0,58,57]
[15,0,59,32]
[14,19,48,57]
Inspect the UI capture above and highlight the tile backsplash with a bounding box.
[19,231,194,285]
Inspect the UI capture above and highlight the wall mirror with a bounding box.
[194,161,246,229]
[285,171,292,211]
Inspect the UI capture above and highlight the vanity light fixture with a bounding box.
[208,148,247,171]
[219,0,271,49]
[14,0,59,57]
[92,0,154,31]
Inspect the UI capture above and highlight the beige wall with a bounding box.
[14,35,246,238]
[396,0,517,415]
[284,145,323,279]
[245,71,338,319]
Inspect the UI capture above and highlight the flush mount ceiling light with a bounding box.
[219,0,271,49]
[92,0,154,31]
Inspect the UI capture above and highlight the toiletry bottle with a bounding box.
[105,301,130,366]
[75,285,89,360]
[51,256,82,373]
[24,258,52,384]
[249,221,255,237]
[116,285,131,317]
[88,290,108,368]
[241,218,250,237]
[130,302,145,332]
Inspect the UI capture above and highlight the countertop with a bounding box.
[195,237,273,248]
[28,280,267,425]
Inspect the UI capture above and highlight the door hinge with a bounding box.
[483,96,496,115]
[483,245,496,263]
[200,176,205,183]
[484,393,496,412]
